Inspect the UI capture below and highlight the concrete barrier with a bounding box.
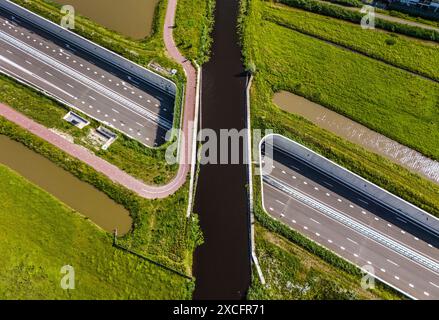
[264,133,439,236]
[0,0,176,96]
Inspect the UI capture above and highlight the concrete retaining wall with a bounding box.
[0,0,176,96]
[266,134,439,235]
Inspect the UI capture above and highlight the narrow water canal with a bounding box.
[193,0,251,299]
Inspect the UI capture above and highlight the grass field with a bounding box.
[244,1,439,162]
[0,75,178,185]
[174,0,215,63]
[240,0,439,298]
[265,3,439,81]
[0,164,192,299]
[248,225,401,300]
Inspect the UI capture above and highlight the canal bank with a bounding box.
[0,134,132,235]
[193,0,251,299]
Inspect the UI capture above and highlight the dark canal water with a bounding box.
[193,0,251,299]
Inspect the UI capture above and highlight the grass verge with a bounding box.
[279,0,439,42]
[0,163,193,299]
[6,0,189,185]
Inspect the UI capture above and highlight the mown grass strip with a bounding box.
[278,0,439,42]
[265,3,439,82]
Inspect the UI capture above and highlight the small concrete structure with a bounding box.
[96,126,117,150]
[63,111,90,129]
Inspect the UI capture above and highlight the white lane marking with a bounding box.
[66,83,74,88]
[44,71,52,76]
[387,224,392,227]
[361,211,367,215]
[367,261,372,265]
[414,237,419,241]
[374,217,379,221]
[88,95,96,101]
[303,226,308,230]
[136,122,144,127]
[25,60,32,65]
[424,292,430,297]
[292,220,296,224]
[327,239,333,243]
[269,207,274,211]
[88,105,93,109]
[380,268,386,273]
[347,238,358,245]
[429,282,439,289]
[409,283,414,288]
[280,213,285,218]
[111,108,119,114]
[6,49,12,54]
[276,200,285,206]
[292,176,296,179]
[326,193,330,196]
[386,259,399,267]
[401,230,406,234]
[314,187,319,191]
[353,253,359,257]
[281,170,286,174]
[340,246,345,251]
[315,232,320,237]
[349,204,354,208]
[337,199,342,202]
[303,181,308,185]
[394,276,400,280]
[310,218,320,225]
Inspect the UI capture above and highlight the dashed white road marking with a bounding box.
[347,238,358,245]
[429,282,439,289]
[424,292,430,297]
[310,218,320,225]
[380,268,386,273]
[394,276,400,280]
[409,283,414,288]
[327,239,333,244]
[303,226,308,230]
[315,232,320,237]
[386,259,399,267]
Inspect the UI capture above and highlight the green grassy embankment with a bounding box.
[240,0,439,298]
[0,163,193,299]
[174,0,215,63]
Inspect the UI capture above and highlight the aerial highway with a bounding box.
[261,143,439,300]
[0,8,174,147]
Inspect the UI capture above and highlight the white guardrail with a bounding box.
[0,29,172,130]
[264,134,439,236]
[264,175,439,274]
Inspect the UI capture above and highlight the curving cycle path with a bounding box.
[0,0,197,199]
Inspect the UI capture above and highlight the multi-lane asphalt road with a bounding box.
[0,8,174,147]
[261,143,439,300]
